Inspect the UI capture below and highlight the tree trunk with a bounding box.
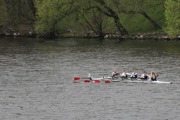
[45,31,56,39]
[118,10,162,30]
[95,0,128,35]
[103,7,128,35]
[28,0,36,18]
[140,11,162,29]
[113,16,128,35]
[45,23,56,39]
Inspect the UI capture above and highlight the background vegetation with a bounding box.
[165,0,180,38]
[0,0,179,38]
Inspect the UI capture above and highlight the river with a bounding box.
[0,37,180,120]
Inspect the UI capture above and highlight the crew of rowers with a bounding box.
[112,69,158,81]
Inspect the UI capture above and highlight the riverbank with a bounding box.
[0,32,180,40]
[104,32,180,40]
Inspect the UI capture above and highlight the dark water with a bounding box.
[0,37,180,120]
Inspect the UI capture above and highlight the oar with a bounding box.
[104,80,111,83]
[84,79,91,83]
[83,73,92,83]
[93,80,101,83]
[73,76,81,83]
[73,77,80,80]
[81,77,92,79]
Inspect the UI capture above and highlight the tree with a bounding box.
[27,0,36,20]
[0,0,36,34]
[0,0,8,28]
[0,0,167,37]
[83,10,106,39]
[83,0,164,35]
[35,0,76,38]
[75,0,128,35]
[165,0,180,38]
[3,0,35,24]
[113,0,163,30]
[95,0,128,35]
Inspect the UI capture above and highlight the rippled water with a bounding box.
[0,37,180,120]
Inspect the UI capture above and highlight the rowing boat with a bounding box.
[73,74,172,84]
[96,76,172,84]
[110,77,172,84]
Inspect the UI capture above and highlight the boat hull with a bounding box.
[122,80,172,84]
[76,75,172,84]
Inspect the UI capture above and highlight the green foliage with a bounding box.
[0,0,35,32]
[0,1,8,26]
[35,0,76,37]
[118,0,165,33]
[0,0,167,36]
[121,14,153,33]
[79,0,165,34]
[165,0,180,38]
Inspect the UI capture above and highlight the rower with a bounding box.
[112,69,119,78]
[140,71,150,80]
[130,70,138,80]
[121,69,128,79]
[150,71,158,81]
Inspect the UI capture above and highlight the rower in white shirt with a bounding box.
[112,69,119,78]
[130,70,138,79]
[140,71,150,80]
[121,69,128,79]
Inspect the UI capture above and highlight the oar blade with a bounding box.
[104,80,111,84]
[93,80,101,83]
[73,77,81,82]
[84,79,91,83]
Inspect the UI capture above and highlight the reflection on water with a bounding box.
[0,37,180,120]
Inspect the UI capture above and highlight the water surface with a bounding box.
[0,37,180,120]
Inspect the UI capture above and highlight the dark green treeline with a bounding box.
[0,0,179,38]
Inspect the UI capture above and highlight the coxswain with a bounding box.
[150,71,158,81]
